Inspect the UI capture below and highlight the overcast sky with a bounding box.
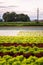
[0,0,43,20]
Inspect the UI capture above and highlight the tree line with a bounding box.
[2,12,30,22]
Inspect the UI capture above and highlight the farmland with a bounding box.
[0,0,43,64]
[0,55,43,65]
[0,31,43,65]
[0,36,43,44]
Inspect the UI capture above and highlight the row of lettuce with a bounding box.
[0,36,43,44]
[0,55,43,65]
[0,46,43,53]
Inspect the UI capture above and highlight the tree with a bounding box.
[3,12,30,22]
[3,12,10,22]
[25,15,30,21]
[9,12,17,22]
[16,14,30,22]
[3,12,16,22]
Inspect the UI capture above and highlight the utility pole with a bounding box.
[37,8,39,23]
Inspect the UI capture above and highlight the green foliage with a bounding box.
[0,22,43,26]
[3,12,30,22]
[0,46,43,53]
[35,57,43,65]
[0,55,43,65]
[0,36,43,44]
[0,58,6,65]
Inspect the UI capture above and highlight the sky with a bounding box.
[0,0,43,20]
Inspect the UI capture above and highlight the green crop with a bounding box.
[0,36,43,44]
[0,46,43,53]
[0,55,43,65]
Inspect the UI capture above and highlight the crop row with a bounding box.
[18,31,43,36]
[0,46,43,53]
[0,36,43,44]
[0,55,43,65]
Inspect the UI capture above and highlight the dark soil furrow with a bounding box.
[0,43,43,48]
[0,52,43,58]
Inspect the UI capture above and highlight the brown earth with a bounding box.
[0,43,43,48]
[0,52,43,58]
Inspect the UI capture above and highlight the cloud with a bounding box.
[9,5,18,7]
[0,2,4,4]
[0,5,18,8]
[0,6,7,8]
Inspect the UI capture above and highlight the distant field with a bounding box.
[0,30,43,43]
[18,31,43,36]
[0,22,43,26]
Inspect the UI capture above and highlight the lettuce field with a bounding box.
[0,32,43,65]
